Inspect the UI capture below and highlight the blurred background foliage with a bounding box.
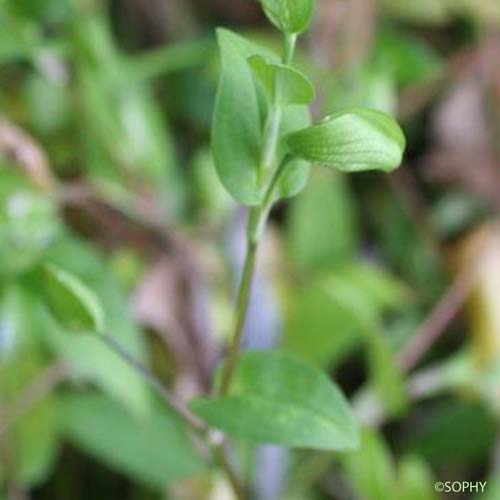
[1,0,500,498]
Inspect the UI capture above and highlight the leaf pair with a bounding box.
[212,28,311,205]
[212,30,406,205]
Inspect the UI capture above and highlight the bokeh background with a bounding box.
[1,0,500,499]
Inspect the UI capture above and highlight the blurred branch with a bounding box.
[398,263,478,372]
[97,333,206,432]
[97,333,246,498]
[0,117,55,190]
[0,361,69,438]
[130,39,212,81]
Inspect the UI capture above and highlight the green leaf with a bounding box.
[191,350,359,451]
[248,55,315,105]
[398,456,438,500]
[343,430,396,500]
[212,28,269,205]
[34,236,150,416]
[286,108,405,173]
[259,0,316,34]
[61,394,204,488]
[320,273,408,415]
[274,104,311,200]
[42,263,105,333]
[287,170,359,270]
[212,29,311,204]
[0,349,59,487]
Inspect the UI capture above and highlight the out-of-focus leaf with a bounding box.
[286,170,359,270]
[191,148,234,222]
[0,284,35,361]
[405,401,496,464]
[0,352,59,487]
[24,75,69,135]
[33,237,150,416]
[0,171,60,276]
[74,13,182,211]
[249,55,314,105]
[192,350,359,450]
[376,29,441,87]
[482,479,500,499]
[285,283,361,368]
[43,263,105,333]
[285,263,408,373]
[5,0,70,23]
[398,455,437,500]
[286,108,405,173]
[456,225,500,363]
[343,430,396,500]
[320,271,408,415]
[380,0,450,25]
[368,186,443,295]
[325,65,397,115]
[61,394,204,488]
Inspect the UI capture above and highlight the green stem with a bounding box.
[217,234,258,396]
[258,32,298,187]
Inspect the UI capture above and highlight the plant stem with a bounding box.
[217,33,298,397]
[217,234,258,396]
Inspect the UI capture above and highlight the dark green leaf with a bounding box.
[259,0,316,34]
[42,263,105,333]
[286,108,405,173]
[191,350,359,450]
[61,394,204,488]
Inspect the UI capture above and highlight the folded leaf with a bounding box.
[259,0,316,34]
[42,263,105,333]
[248,55,315,105]
[191,350,359,450]
[286,108,405,173]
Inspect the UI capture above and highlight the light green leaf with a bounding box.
[42,263,105,333]
[286,108,405,173]
[0,350,59,487]
[398,455,438,500]
[259,0,316,34]
[191,350,359,450]
[35,237,150,416]
[61,394,204,488]
[0,171,60,276]
[274,104,311,200]
[287,170,359,269]
[343,430,396,500]
[248,55,314,105]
